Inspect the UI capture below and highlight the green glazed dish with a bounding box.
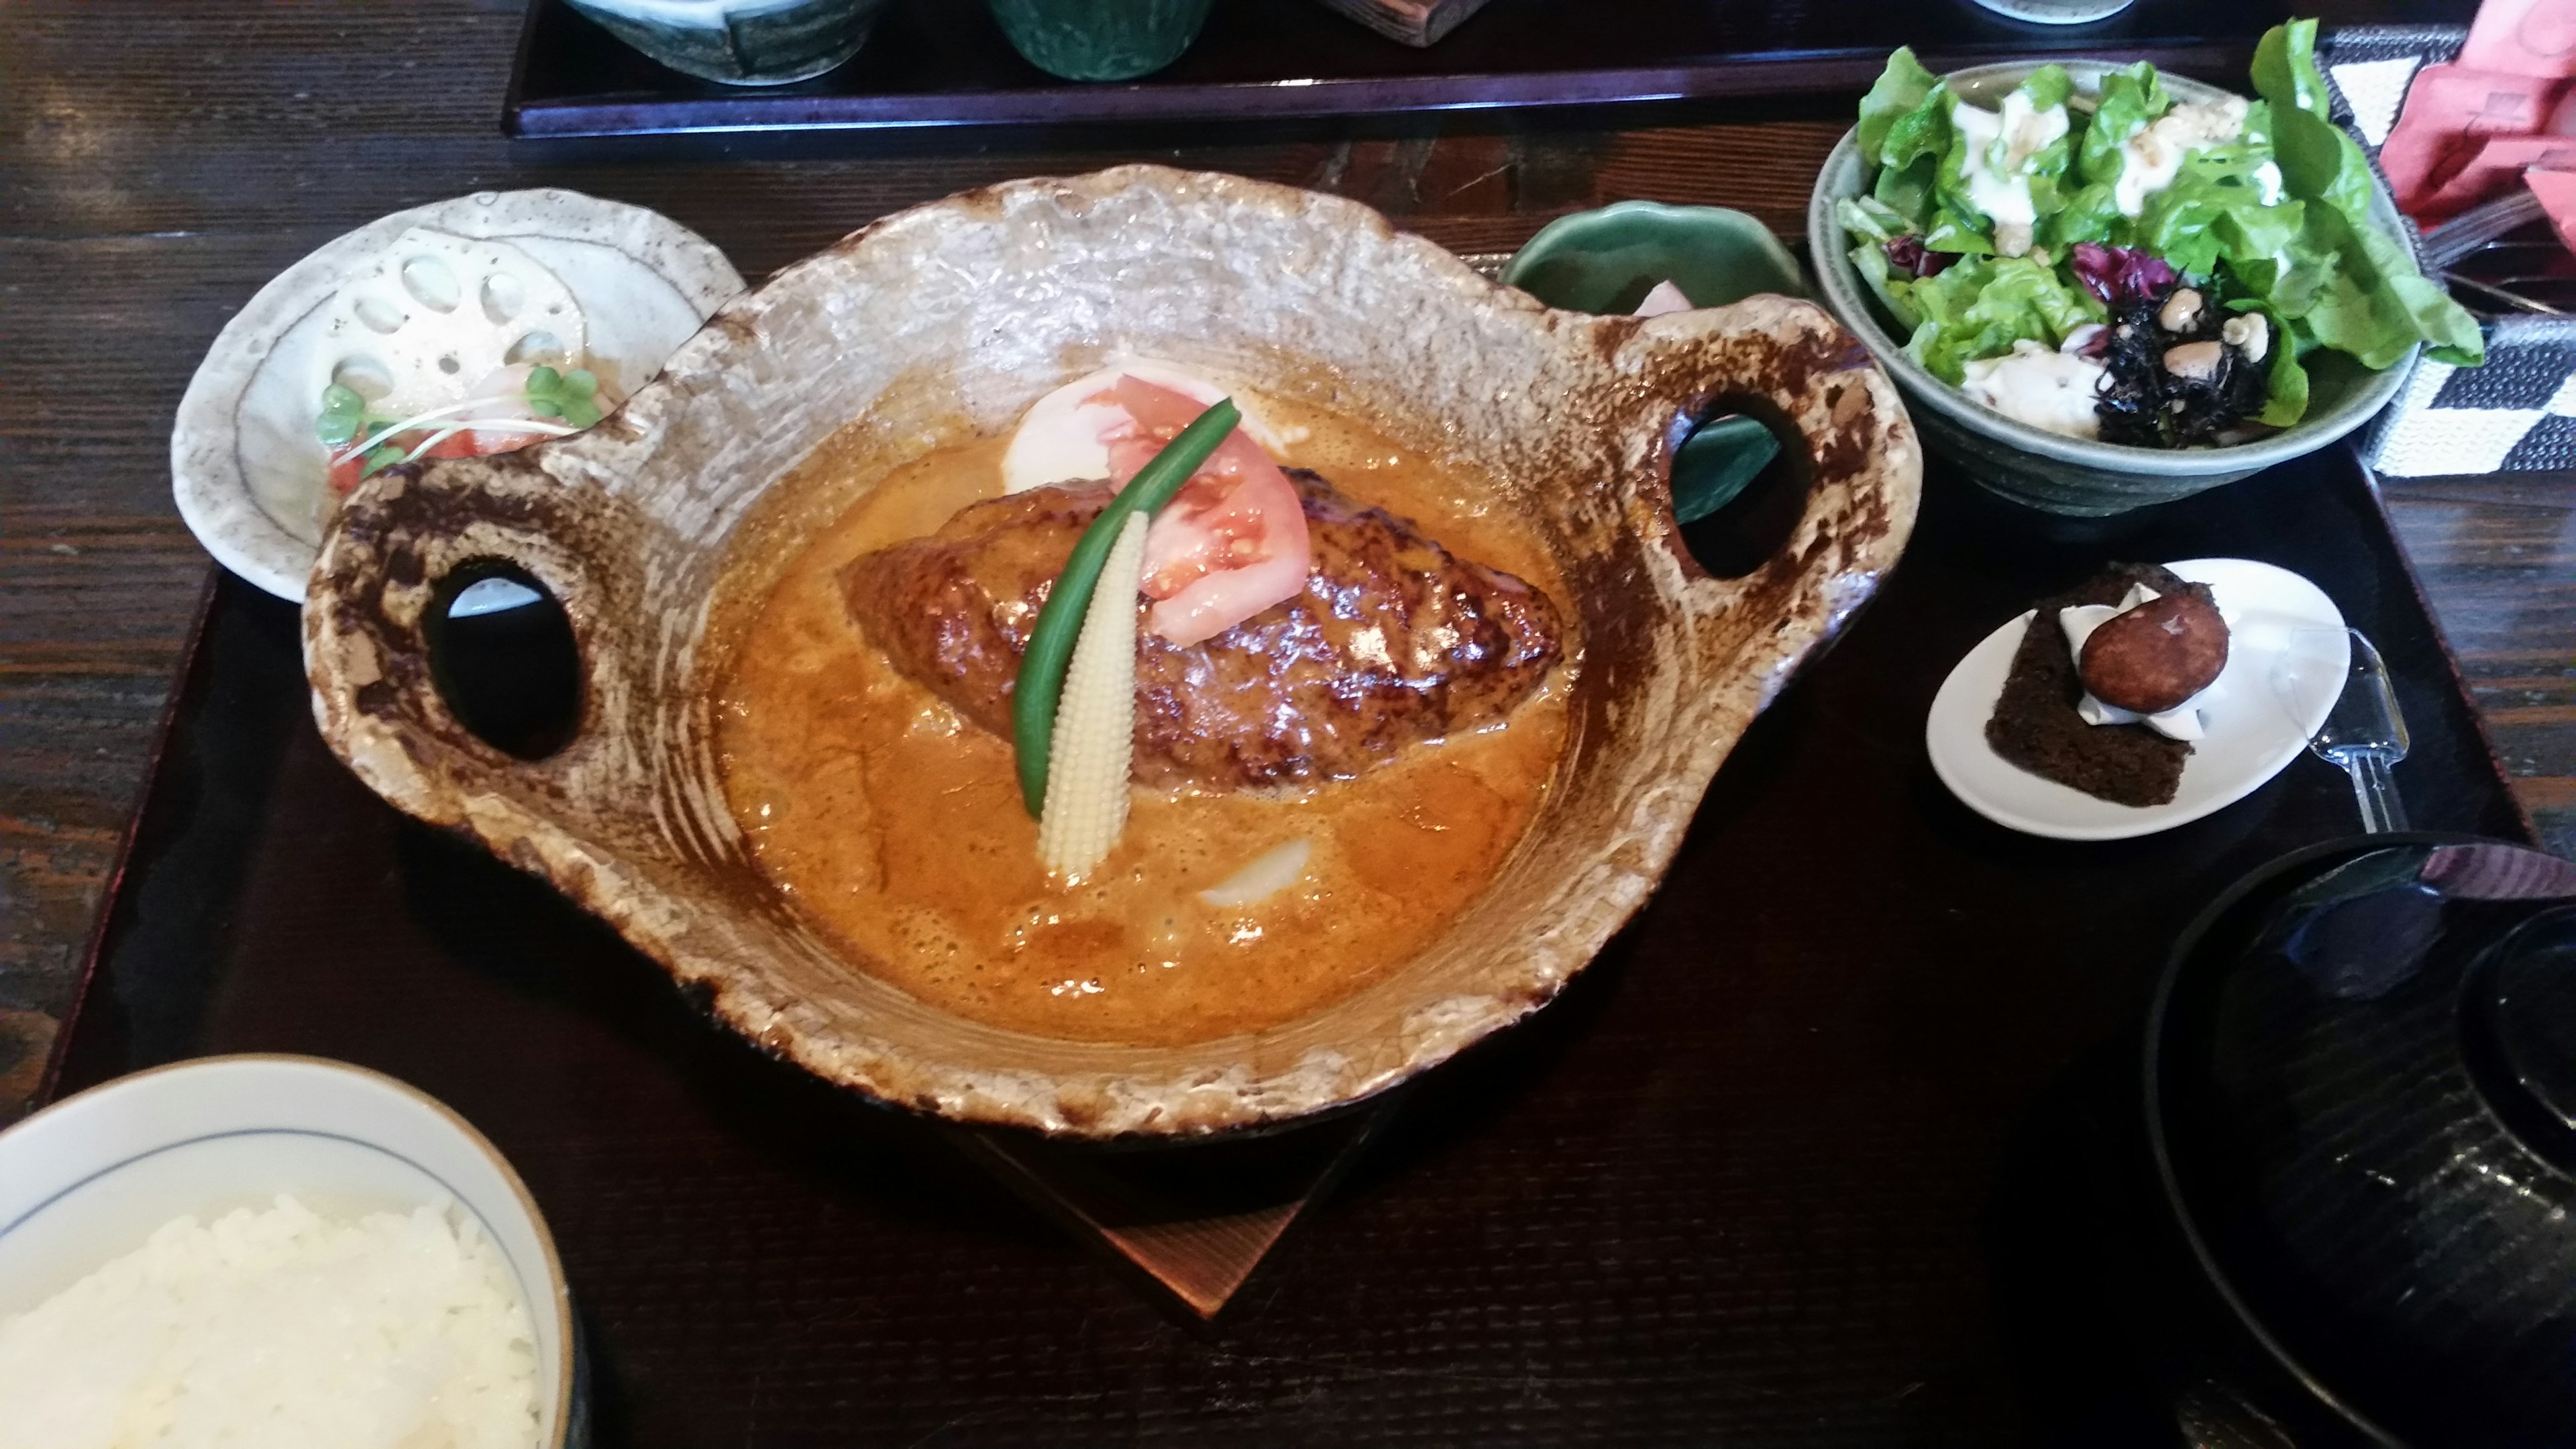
[1504,202,1809,522]
[988,0,1216,83]
[1809,61,2426,517]
[1504,201,1809,314]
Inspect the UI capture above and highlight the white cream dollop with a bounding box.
[2113,96,2251,217]
[2057,584,2218,741]
[1951,89,2070,256]
[1961,339,2106,439]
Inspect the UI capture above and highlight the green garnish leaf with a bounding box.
[316,383,370,445]
[560,396,602,429]
[360,444,407,479]
[529,396,566,420]
[525,365,561,396]
[1010,398,1241,817]
[561,368,598,400]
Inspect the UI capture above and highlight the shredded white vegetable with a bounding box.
[391,418,581,466]
[344,394,525,457]
[1036,513,1149,879]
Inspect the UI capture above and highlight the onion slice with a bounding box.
[1198,839,1314,907]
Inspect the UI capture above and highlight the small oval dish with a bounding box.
[1501,200,1808,316]
[1927,557,2349,840]
[1809,60,2433,516]
[173,189,743,602]
[0,1055,579,1447]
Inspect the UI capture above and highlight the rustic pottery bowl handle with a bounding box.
[1631,301,1917,669]
[305,447,643,803]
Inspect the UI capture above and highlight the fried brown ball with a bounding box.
[2078,586,2229,714]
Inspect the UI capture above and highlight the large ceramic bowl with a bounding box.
[0,1055,580,1446]
[1809,61,2420,517]
[304,166,1920,1138]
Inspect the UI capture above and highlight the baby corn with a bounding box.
[1036,513,1148,879]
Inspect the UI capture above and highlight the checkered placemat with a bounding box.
[2371,314,2576,475]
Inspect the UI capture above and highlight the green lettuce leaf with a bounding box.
[1836,195,1909,245]
[2077,62,2172,189]
[1869,76,1955,231]
[2251,17,2329,122]
[2019,64,2075,114]
[2280,203,2436,370]
[1859,47,1942,158]
[2270,104,2377,233]
[1849,241,1923,333]
[2232,23,2487,372]
[1902,254,2105,382]
[2043,180,2127,250]
[1873,156,1938,230]
[2392,274,2487,366]
[1878,78,1952,172]
[2138,140,2287,277]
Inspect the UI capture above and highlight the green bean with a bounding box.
[1012,398,1239,816]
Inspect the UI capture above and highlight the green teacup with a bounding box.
[988,0,1216,83]
[1503,203,1809,522]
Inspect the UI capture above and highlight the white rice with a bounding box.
[0,1194,541,1449]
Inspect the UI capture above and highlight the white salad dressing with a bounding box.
[2057,584,2220,740]
[1960,339,2106,439]
[2113,97,2251,217]
[1952,90,2070,256]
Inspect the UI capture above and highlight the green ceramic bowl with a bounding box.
[1503,202,1809,521]
[1808,60,2420,517]
[988,0,1215,83]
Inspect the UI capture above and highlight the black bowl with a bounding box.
[2147,835,2576,1446]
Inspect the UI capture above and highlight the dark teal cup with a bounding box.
[987,0,1216,82]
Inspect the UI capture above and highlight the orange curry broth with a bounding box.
[714,400,1569,1046]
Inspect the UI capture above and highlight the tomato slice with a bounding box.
[1099,375,1312,647]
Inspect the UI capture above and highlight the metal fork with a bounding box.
[2310,629,2412,834]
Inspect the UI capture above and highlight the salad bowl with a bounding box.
[303,166,1918,1138]
[1810,59,2430,517]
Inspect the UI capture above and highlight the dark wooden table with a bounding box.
[1,0,2567,1128]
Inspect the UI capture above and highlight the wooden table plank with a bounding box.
[1,0,2561,1123]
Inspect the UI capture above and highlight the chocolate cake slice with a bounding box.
[1984,563,2209,807]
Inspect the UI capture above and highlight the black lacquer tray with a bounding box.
[505,0,2379,139]
[46,445,2530,1444]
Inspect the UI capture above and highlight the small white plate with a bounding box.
[172,189,743,602]
[1927,558,2350,841]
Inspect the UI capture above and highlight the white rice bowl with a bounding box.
[0,1195,538,1449]
[0,1056,576,1449]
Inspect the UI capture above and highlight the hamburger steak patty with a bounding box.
[841,470,1564,792]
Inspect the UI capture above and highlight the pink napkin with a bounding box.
[2379,0,2576,223]
[2524,168,2576,253]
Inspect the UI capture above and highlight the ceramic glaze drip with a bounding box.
[713,403,1570,1046]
